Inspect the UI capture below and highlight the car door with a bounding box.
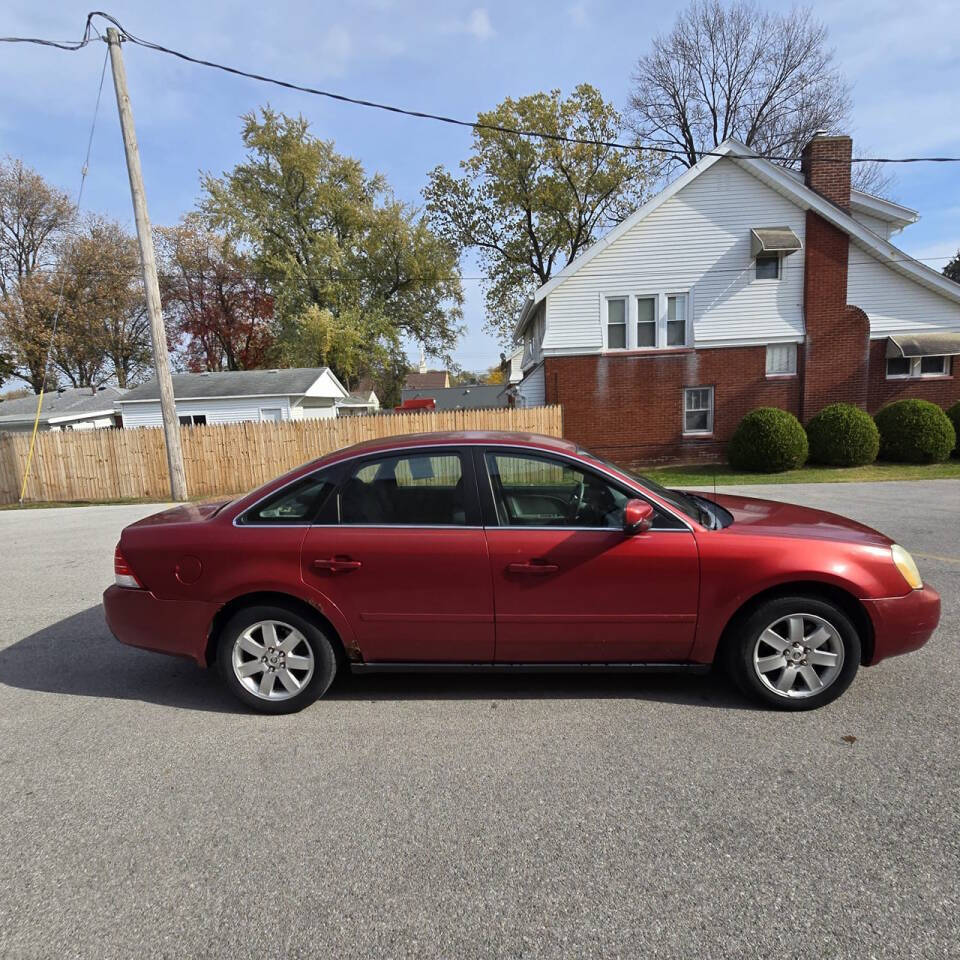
[478,447,699,663]
[300,446,495,662]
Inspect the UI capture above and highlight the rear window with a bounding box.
[238,472,335,525]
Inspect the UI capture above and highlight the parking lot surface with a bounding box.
[1,480,958,959]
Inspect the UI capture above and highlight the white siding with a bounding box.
[119,396,293,428]
[543,160,806,352]
[850,211,891,239]
[516,363,545,406]
[847,242,960,336]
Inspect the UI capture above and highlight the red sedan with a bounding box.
[103,431,940,713]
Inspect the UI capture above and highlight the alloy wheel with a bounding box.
[231,619,315,701]
[752,613,845,699]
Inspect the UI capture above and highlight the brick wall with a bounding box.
[544,347,801,467]
[800,211,870,419]
[866,339,959,411]
[801,135,852,211]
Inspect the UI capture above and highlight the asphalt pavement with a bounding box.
[0,480,958,959]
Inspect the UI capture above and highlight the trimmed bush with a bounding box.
[806,403,879,467]
[947,401,960,458]
[728,407,809,472]
[874,399,955,463]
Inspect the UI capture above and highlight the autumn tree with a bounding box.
[159,216,274,372]
[201,108,463,391]
[424,85,655,344]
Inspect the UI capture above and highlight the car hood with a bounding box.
[697,492,892,546]
[127,499,232,527]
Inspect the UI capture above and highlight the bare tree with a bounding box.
[629,1,851,170]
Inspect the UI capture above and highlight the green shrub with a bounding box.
[806,403,880,466]
[947,401,960,458]
[728,407,809,472]
[874,399,955,463]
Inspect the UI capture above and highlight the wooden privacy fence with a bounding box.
[0,405,563,505]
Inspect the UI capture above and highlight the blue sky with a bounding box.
[2,1,958,372]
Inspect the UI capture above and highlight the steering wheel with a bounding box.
[566,476,586,522]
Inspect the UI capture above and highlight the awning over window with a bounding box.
[750,227,802,257]
[886,332,960,358]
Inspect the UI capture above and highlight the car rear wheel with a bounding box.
[217,604,337,714]
[725,596,861,710]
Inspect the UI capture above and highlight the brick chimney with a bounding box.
[801,132,852,211]
[799,131,868,419]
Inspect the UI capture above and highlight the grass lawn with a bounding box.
[648,460,960,487]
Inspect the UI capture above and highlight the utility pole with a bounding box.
[106,27,187,501]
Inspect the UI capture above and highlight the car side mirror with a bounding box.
[623,498,654,535]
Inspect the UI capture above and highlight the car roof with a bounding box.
[322,430,578,463]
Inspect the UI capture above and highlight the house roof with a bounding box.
[0,385,126,427]
[516,139,959,337]
[118,368,334,403]
[401,384,506,410]
[404,370,449,389]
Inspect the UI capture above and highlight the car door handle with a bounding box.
[312,557,362,573]
[506,561,559,575]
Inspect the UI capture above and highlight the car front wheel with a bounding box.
[217,604,337,714]
[725,596,861,710]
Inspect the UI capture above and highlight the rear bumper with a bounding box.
[103,584,218,667]
[862,585,941,666]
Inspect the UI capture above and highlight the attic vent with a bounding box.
[751,227,802,257]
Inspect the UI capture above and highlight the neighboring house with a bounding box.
[400,383,507,411]
[513,132,960,463]
[404,369,450,390]
[0,386,125,433]
[336,390,381,417]
[116,368,374,427]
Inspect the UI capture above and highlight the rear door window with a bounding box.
[338,452,467,526]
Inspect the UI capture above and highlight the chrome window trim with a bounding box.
[232,440,698,532]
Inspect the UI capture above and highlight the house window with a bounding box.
[636,296,657,347]
[260,407,283,422]
[920,355,948,376]
[178,414,207,426]
[756,254,780,280]
[667,295,687,346]
[766,343,797,376]
[606,298,627,349]
[683,387,714,435]
[886,356,951,379]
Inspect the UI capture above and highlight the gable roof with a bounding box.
[404,370,449,389]
[0,385,126,427]
[118,368,335,403]
[517,139,960,336]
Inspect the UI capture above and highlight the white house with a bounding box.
[0,386,126,433]
[512,132,960,463]
[116,368,377,428]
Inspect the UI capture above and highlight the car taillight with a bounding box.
[114,544,144,589]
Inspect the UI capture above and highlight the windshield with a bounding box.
[577,446,711,526]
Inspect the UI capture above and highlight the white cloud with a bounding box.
[568,2,589,26]
[317,25,352,74]
[465,8,495,41]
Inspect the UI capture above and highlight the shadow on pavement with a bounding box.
[0,604,749,711]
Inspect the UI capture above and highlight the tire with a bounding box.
[723,596,861,711]
[216,604,337,714]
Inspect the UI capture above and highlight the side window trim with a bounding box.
[477,446,686,532]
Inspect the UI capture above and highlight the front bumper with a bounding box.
[103,584,219,666]
[862,585,941,666]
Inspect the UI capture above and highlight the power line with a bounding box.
[2,12,960,165]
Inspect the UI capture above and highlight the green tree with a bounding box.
[201,108,463,389]
[424,84,655,344]
[945,251,960,284]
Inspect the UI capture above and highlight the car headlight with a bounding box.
[891,544,923,590]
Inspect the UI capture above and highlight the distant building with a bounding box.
[0,386,126,433]
[116,368,378,427]
[400,383,506,411]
